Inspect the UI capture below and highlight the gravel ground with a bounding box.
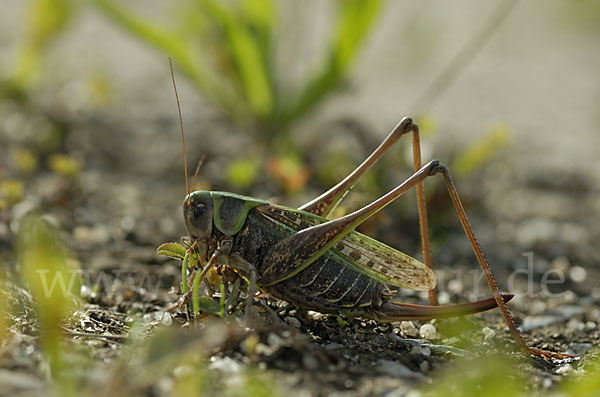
[1,1,600,396]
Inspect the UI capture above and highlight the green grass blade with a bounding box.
[91,0,247,121]
[17,217,79,395]
[226,278,241,313]
[200,0,274,118]
[219,279,225,318]
[192,269,201,320]
[181,252,189,294]
[280,0,381,127]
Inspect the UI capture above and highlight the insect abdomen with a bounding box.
[235,208,385,313]
[274,253,384,311]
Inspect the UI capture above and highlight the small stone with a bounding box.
[530,300,547,314]
[586,321,597,330]
[566,318,585,332]
[157,377,173,394]
[562,290,577,303]
[419,324,437,340]
[551,256,570,273]
[400,321,419,337]
[254,343,272,356]
[569,266,586,283]
[162,312,172,327]
[173,365,193,378]
[308,311,325,320]
[437,291,450,305]
[590,308,600,322]
[267,333,283,347]
[376,359,424,380]
[142,313,153,323]
[571,342,593,354]
[420,346,431,357]
[542,378,553,388]
[284,316,301,328]
[556,364,573,375]
[80,285,91,299]
[420,360,430,373]
[302,354,319,370]
[208,356,242,373]
[482,327,496,341]
[448,279,462,294]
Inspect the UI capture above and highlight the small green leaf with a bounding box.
[181,252,189,295]
[196,297,222,315]
[157,242,187,260]
[219,280,225,318]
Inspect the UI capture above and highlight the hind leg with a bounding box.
[299,117,438,305]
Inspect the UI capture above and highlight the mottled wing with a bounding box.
[256,205,436,290]
[334,232,435,290]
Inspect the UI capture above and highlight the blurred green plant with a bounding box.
[560,349,600,397]
[1,0,78,101]
[422,353,526,397]
[90,0,381,142]
[0,275,8,341]
[453,123,511,178]
[47,153,83,177]
[17,216,81,396]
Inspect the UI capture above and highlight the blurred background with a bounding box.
[1,0,599,395]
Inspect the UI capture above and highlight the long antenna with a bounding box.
[169,57,189,202]
[190,155,206,192]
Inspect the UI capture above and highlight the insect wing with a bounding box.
[335,233,436,290]
[257,205,436,290]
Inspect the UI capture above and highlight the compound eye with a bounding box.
[193,204,206,218]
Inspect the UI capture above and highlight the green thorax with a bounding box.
[210,191,267,236]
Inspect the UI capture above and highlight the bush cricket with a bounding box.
[161,60,574,363]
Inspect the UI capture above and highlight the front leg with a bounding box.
[228,253,258,325]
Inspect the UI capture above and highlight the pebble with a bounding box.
[208,356,242,374]
[551,256,570,273]
[566,318,585,333]
[161,312,172,327]
[157,377,173,394]
[302,354,319,370]
[419,324,436,340]
[590,308,600,322]
[173,365,193,378]
[284,316,301,329]
[419,361,430,373]
[376,359,424,380]
[437,291,450,305]
[568,266,586,283]
[80,285,91,299]
[142,313,153,323]
[482,327,496,341]
[400,321,419,338]
[555,364,573,375]
[571,342,593,354]
[586,321,597,330]
[409,346,421,355]
[448,279,462,294]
